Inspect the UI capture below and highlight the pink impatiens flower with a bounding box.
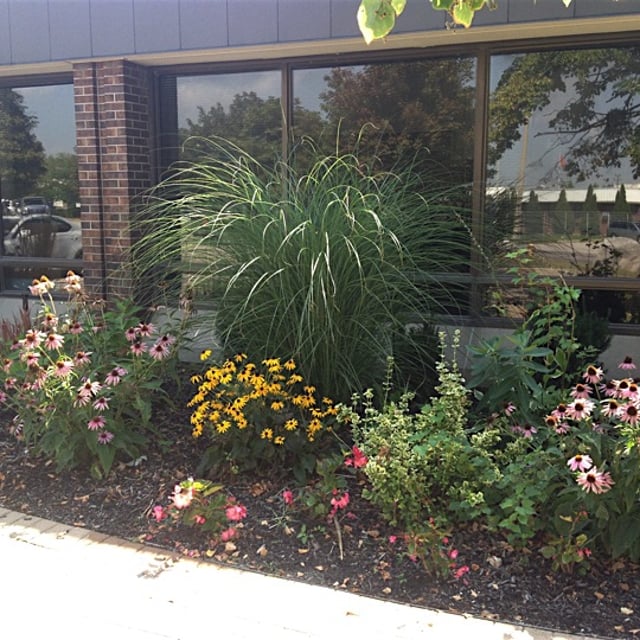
[576,467,615,494]
[282,489,294,506]
[220,527,237,541]
[344,445,368,468]
[225,504,247,521]
[152,505,167,522]
[567,454,593,472]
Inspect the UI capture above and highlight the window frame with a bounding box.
[153,32,640,333]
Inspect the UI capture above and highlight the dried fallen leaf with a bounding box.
[381,587,392,595]
[365,529,380,538]
[283,526,294,536]
[205,549,215,558]
[594,591,605,601]
[224,541,237,553]
[314,565,324,571]
[620,583,630,592]
[298,548,309,554]
[487,556,502,569]
[621,607,634,615]
[256,544,268,557]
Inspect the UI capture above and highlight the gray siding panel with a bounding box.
[508,0,575,22]
[330,0,360,38]
[228,0,278,46]
[90,0,135,57]
[9,0,51,64]
[49,1,92,61]
[473,2,508,26]
[394,0,445,33]
[0,1,11,64]
[134,0,180,53]
[279,0,331,42]
[178,0,227,50]
[576,0,640,17]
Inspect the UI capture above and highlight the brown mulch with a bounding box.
[0,393,638,640]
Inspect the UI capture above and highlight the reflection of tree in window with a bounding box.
[315,59,475,183]
[490,47,640,185]
[0,89,46,198]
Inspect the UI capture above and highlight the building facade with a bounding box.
[1,0,640,343]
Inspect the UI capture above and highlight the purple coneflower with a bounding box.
[576,467,615,494]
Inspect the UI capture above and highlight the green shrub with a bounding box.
[133,137,472,401]
[0,273,181,477]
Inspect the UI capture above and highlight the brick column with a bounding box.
[73,60,155,300]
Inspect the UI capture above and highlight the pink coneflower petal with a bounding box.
[93,396,110,411]
[149,341,170,360]
[124,327,138,342]
[97,430,114,445]
[576,467,615,494]
[600,379,618,397]
[73,351,92,366]
[69,322,84,335]
[583,365,604,385]
[570,383,592,399]
[130,341,147,356]
[617,402,640,425]
[566,399,595,420]
[105,366,127,386]
[44,333,64,350]
[137,322,155,337]
[619,356,636,370]
[567,454,593,472]
[87,415,106,431]
[53,359,74,377]
[600,398,620,418]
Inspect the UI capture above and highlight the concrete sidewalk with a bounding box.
[0,507,602,640]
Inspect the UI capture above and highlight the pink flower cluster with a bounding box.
[567,454,615,494]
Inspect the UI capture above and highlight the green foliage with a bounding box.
[470,251,607,420]
[188,353,338,481]
[134,137,472,402]
[357,1,571,42]
[341,332,499,531]
[0,88,46,198]
[0,274,181,477]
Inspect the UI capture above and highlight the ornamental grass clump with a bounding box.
[189,352,338,480]
[0,273,180,477]
[133,136,472,401]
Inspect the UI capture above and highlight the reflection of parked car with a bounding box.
[4,215,82,259]
[18,196,51,216]
[608,220,640,241]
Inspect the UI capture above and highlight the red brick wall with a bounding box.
[73,60,155,300]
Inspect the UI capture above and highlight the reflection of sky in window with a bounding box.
[490,54,636,190]
[177,71,280,126]
[17,85,75,156]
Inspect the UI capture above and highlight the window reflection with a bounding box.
[292,58,476,183]
[487,47,640,322]
[176,71,281,167]
[0,83,79,289]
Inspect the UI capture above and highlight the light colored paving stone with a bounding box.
[0,508,606,640]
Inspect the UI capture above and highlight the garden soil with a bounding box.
[0,393,638,640]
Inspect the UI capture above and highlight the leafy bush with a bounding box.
[340,332,499,530]
[133,137,472,401]
[189,353,338,481]
[0,273,181,477]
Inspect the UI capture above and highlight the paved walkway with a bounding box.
[0,506,603,640]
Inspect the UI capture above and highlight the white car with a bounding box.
[3,214,82,259]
